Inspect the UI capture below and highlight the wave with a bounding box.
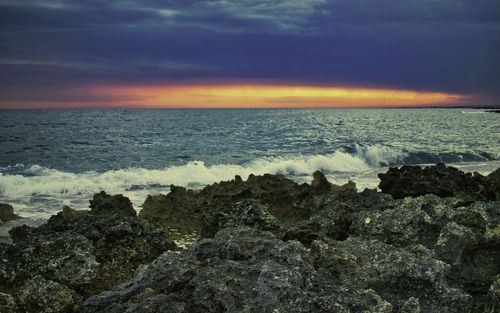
[0,151,377,199]
[0,145,498,218]
[0,146,497,198]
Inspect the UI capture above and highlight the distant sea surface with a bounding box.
[1,108,499,222]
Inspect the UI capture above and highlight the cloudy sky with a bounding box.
[1,0,499,108]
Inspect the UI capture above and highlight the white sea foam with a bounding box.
[0,150,390,216]
[1,148,498,220]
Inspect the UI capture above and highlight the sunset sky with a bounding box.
[1,0,499,108]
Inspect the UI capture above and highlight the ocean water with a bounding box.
[0,108,499,224]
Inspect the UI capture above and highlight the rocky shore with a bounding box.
[1,163,499,312]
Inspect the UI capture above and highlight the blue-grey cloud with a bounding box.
[0,0,499,102]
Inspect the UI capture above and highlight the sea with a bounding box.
[1,108,499,235]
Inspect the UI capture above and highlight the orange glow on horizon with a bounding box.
[0,84,470,109]
[89,85,466,108]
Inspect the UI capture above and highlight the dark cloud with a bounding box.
[0,0,499,104]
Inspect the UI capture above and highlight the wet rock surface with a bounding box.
[2,164,500,312]
[0,192,175,313]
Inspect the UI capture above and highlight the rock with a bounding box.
[378,163,497,200]
[200,199,283,238]
[140,186,201,231]
[401,297,421,313]
[16,275,77,313]
[0,292,17,313]
[89,191,136,216]
[81,224,489,313]
[0,204,20,225]
[284,187,393,245]
[140,173,334,232]
[488,167,500,185]
[84,227,385,313]
[488,167,500,199]
[486,276,500,312]
[1,193,176,312]
[3,168,500,312]
[311,237,474,312]
[311,170,332,192]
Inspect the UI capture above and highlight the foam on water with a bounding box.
[1,145,499,220]
[0,147,402,217]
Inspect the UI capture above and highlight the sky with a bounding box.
[0,0,499,108]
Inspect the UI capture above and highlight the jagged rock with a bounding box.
[90,191,136,216]
[140,173,332,232]
[378,163,498,200]
[400,297,421,313]
[284,187,393,245]
[0,204,20,225]
[311,237,473,312]
[16,275,77,313]
[0,193,176,312]
[140,186,201,230]
[487,276,500,312]
[311,170,332,192]
[0,292,16,313]
[200,199,283,238]
[3,168,499,312]
[82,227,399,313]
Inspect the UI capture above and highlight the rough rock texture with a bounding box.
[89,191,137,216]
[2,165,500,312]
[0,192,175,313]
[140,171,335,232]
[83,165,500,313]
[378,163,497,200]
[81,227,397,313]
[0,204,20,225]
[200,199,283,238]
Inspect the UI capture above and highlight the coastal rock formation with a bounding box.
[378,163,498,200]
[81,227,398,313]
[82,165,500,313]
[0,192,175,313]
[0,204,20,225]
[140,171,335,232]
[1,165,499,312]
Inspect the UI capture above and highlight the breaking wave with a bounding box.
[0,145,498,218]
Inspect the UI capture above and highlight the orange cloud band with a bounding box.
[92,85,466,108]
[0,84,469,109]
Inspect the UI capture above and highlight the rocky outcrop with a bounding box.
[0,192,175,313]
[0,204,20,225]
[84,165,499,313]
[378,163,497,200]
[81,227,400,313]
[140,171,335,232]
[2,165,499,312]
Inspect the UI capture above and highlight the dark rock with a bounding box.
[16,275,77,313]
[311,170,332,192]
[200,199,283,238]
[0,193,176,312]
[81,224,491,313]
[487,276,500,312]
[0,204,20,225]
[90,191,136,216]
[0,292,16,313]
[3,168,499,312]
[378,163,498,200]
[140,173,334,233]
[284,187,393,245]
[83,227,395,313]
[140,186,201,231]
